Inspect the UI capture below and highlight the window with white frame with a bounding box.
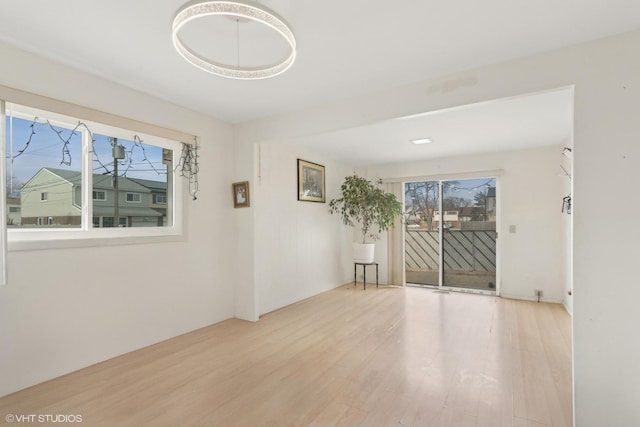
[153,194,167,204]
[3,101,184,240]
[125,192,142,203]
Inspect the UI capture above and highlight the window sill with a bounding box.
[8,227,185,251]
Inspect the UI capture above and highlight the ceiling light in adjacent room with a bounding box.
[172,1,296,80]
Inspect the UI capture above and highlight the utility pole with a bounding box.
[112,139,125,227]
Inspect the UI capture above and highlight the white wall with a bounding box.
[231,135,258,321]
[253,143,353,316]
[561,145,573,315]
[235,29,640,426]
[571,35,640,426]
[0,43,236,397]
[364,145,568,302]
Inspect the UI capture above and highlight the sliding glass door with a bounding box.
[404,177,497,293]
[441,178,497,291]
[405,180,440,286]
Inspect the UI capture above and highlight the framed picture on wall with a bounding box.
[232,181,250,208]
[297,159,326,203]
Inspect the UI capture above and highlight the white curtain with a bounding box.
[386,182,405,286]
[0,101,8,285]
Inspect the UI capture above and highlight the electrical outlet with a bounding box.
[534,289,543,298]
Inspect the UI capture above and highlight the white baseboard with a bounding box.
[499,293,564,304]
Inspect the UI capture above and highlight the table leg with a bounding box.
[376,264,379,288]
[354,264,357,286]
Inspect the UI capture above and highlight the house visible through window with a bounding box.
[4,102,180,237]
[100,217,128,228]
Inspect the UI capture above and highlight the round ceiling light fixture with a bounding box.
[172,0,296,80]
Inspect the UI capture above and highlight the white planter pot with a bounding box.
[353,243,375,263]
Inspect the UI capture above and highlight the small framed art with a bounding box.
[297,159,325,203]
[232,181,250,208]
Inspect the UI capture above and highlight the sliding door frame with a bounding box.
[392,170,502,296]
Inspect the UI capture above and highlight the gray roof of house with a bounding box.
[42,168,82,185]
[35,167,164,193]
[129,177,167,191]
[92,174,149,192]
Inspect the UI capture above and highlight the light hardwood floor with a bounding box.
[0,285,573,427]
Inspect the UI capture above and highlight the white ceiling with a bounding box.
[0,1,637,164]
[291,88,574,166]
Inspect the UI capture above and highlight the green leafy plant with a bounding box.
[329,175,403,243]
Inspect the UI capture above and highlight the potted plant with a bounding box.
[329,174,403,263]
